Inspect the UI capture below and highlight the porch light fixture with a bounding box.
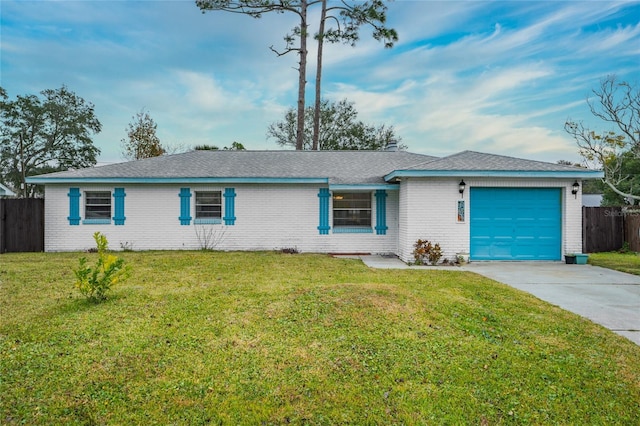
[572,180,579,199]
[458,180,466,198]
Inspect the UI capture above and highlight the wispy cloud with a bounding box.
[1,0,639,163]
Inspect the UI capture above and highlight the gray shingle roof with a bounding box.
[406,150,586,172]
[28,149,602,185]
[30,150,437,185]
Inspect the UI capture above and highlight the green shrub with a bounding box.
[73,232,128,302]
[428,242,443,264]
[618,241,632,254]
[413,239,443,265]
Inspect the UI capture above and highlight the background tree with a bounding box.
[162,141,190,155]
[0,86,101,197]
[311,0,397,149]
[194,144,219,151]
[225,141,246,150]
[196,0,397,151]
[599,151,640,206]
[565,76,640,204]
[557,159,605,199]
[196,0,309,150]
[121,109,165,160]
[194,141,246,150]
[267,98,403,150]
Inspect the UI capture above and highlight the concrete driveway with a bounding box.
[359,256,640,345]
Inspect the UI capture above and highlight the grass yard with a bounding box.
[589,251,640,275]
[1,251,639,425]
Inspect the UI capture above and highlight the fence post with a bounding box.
[0,199,5,254]
[624,210,640,251]
[582,206,587,253]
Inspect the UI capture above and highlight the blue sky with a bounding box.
[2,1,639,165]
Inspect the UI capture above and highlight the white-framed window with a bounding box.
[195,191,222,222]
[333,192,371,229]
[85,191,111,221]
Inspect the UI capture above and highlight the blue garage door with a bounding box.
[470,188,561,261]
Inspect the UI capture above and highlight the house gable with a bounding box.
[385,150,604,181]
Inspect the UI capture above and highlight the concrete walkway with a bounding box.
[358,255,640,345]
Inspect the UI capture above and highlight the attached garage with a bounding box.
[470,187,562,261]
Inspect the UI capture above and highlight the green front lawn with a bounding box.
[589,251,640,275]
[1,251,639,424]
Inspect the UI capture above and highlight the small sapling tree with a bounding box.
[73,232,128,302]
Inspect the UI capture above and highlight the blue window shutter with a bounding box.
[113,188,126,225]
[375,190,388,235]
[67,188,81,225]
[179,188,192,225]
[317,188,331,235]
[223,188,236,225]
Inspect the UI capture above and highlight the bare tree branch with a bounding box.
[566,76,640,204]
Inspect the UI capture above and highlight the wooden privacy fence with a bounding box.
[624,211,640,252]
[581,206,640,253]
[0,198,44,253]
[582,207,624,253]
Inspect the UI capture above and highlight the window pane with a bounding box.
[333,193,370,209]
[195,191,222,219]
[86,206,111,219]
[196,192,221,205]
[335,199,370,209]
[86,192,111,204]
[196,205,222,218]
[334,210,371,227]
[85,191,111,219]
[333,192,371,227]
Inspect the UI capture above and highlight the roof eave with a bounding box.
[329,183,400,191]
[0,183,16,196]
[384,170,605,181]
[25,177,330,185]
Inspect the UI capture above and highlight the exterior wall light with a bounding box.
[572,180,580,199]
[459,180,466,198]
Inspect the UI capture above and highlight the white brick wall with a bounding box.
[43,184,399,254]
[397,178,468,263]
[397,178,583,263]
[44,178,583,260]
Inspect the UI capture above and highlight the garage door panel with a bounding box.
[478,241,513,259]
[470,188,561,261]
[491,225,514,235]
